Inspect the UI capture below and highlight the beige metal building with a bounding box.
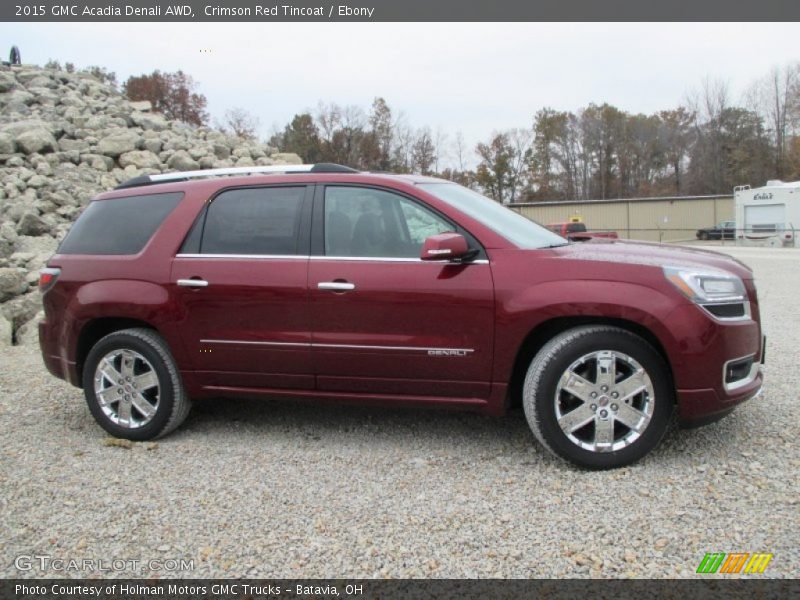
[510,195,734,242]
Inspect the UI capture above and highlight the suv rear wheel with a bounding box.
[82,328,191,440]
[523,326,673,469]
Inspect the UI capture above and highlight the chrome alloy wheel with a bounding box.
[554,350,655,453]
[93,349,160,429]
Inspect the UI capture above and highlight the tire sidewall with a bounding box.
[83,332,175,441]
[527,329,673,469]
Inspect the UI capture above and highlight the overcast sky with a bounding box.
[2,22,798,164]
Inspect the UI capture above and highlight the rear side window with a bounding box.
[200,187,305,255]
[58,192,183,255]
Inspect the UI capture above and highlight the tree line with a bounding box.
[48,60,799,203]
[266,65,800,203]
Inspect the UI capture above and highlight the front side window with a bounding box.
[324,186,453,258]
[418,182,567,249]
[58,192,183,255]
[201,187,305,255]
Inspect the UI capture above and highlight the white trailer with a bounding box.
[734,180,800,247]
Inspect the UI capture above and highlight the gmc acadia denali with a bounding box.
[38,163,765,469]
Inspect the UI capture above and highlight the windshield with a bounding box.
[418,183,567,249]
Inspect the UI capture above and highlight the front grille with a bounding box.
[704,303,747,319]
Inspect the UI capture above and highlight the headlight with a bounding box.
[663,266,747,304]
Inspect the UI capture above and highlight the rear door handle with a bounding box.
[177,278,209,288]
[318,281,355,291]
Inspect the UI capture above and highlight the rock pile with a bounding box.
[0,64,301,346]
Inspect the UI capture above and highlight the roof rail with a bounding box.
[115,162,358,190]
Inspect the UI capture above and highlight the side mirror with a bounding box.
[420,232,471,261]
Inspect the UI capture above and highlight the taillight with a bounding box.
[39,268,61,293]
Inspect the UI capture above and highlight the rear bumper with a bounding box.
[39,320,80,387]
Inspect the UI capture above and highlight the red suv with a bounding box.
[38,164,764,469]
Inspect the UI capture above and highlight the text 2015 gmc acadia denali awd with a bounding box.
[38,163,765,469]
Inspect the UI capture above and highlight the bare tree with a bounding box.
[452,131,469,172]
[685,78,731,192]
[433,126,448,174]
[391,113,414,172]
[315,101,342,145]
[124,70,206,125]
[506,127,534,202]
[746,62,800,178]
[411,127,436,175]
[219,107,260,140]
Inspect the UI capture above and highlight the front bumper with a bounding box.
[666,298,764,426]
[676,328,765,427]
[678,369,763,427]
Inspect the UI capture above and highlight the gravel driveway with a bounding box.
[1,245,797,579]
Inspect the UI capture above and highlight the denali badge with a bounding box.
[428,349,469,357]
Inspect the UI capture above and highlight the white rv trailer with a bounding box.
[734,180,800,247]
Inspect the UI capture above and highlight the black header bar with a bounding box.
[3,0,799,22]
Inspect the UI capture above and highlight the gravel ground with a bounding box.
[1,245,797,579]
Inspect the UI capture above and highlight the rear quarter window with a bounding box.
[58,192,183,255]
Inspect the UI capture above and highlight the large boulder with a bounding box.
[59,138,90,153]
[1,119,55,137]
[0,119,56,154]
[16,69,50,85]
[119,150,161,170]
[130,112,168,132]
[212,143,231,159]
[16,310,44,346]
[3,89,35,109]
[270,152,303,165]
[97,130,140,157]
[0,268,27,302]
[14,127,57,155]
[167,150,199,171]
[1,291,42,330]
[17,212,50,236]
[24,75,57,89]
[0,314,11,347]
[0,132,15,154]
[0,72,16,93]
[129,100,152,112]
[13,235,58,257]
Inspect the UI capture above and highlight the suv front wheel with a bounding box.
[82,328,191,441]
[523,326,673,469]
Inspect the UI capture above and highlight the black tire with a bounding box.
[698,231,709,241]
[82,328,191,441]
[523,326,673,469]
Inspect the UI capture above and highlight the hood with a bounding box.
[549,238,753,279]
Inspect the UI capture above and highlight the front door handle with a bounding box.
[177,278,209,288]
[318,281,355,291]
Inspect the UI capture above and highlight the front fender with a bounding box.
[494,279,684,384]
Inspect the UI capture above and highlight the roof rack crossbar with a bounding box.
[114,163,358,190]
